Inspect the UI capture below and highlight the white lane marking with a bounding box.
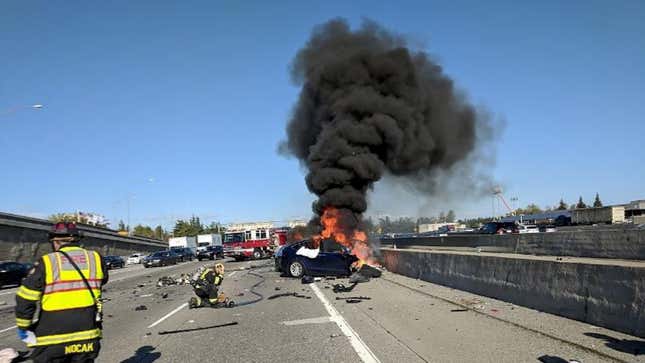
[147,303,188,329]
[0,325,16,334]
[282,316,333,326]
[310,284,380,363]
[228,271,238,277]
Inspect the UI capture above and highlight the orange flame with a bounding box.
[314,207,378,266]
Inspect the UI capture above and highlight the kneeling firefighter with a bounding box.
[189,263,233,308]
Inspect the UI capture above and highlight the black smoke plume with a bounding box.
[281,19,493,233]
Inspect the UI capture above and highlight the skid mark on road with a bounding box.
[310,284,380,363]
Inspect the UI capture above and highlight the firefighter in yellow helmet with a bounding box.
[15,222,108,363]
[189,263,233,308]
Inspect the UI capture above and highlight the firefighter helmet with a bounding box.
[49,222,81,239]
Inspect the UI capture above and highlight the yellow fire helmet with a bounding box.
[214,263,224,272]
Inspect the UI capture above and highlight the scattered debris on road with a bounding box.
[332,283,357,293]
[301,275,314,284]
[135,305,148,311]
[161,293,169,299]
[450,308,468,312]
[157,276,176,287]
[274,287,281,291]
[345,299,362,304]
[268,292,312,300]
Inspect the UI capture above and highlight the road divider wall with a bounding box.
[381,248,645,338]
[0,212,167,262]
[382,227,645,260]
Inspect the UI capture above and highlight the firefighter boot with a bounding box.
[189,297,203,309]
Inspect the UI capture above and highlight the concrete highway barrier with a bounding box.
[382,226,645,260]
[0,212,167,262]
[381,247,645,338]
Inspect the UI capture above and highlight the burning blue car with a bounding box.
[274,239,358,278]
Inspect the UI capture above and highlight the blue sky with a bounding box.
[1,0,643,227]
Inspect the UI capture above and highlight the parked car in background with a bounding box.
[127,253,144,264]
[275,239,357,278]
[479,222,519,234]
[0,262,31,288]
[104,256,125,269]
[143,251,178,267]
[196,245,223,261]
[517,224,540,234]
[170,247,194,262]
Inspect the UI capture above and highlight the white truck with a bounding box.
[196,234,222,252]
[168,236,197,252]
[571,206,625,225]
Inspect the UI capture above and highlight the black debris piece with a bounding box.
[158,322,238,335]
[301,275,314,284]
[358,265,382,278]
[137,284,145,288]
[450,309,468,312]
[335,296,370,301]
[323,286,330,289]
[107,314,114,318]
[267,292,311,300]
[161,293,168,299]
[135,305,148,311]
[332,283,357,293]
[274,287,281,291]
[345,299,362,304]
[236,293,245,297]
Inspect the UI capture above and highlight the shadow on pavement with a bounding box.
[584,332,645,356]
[120,345,161,363]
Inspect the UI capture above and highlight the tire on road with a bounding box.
[288,259,305,278]
[252,249,262,260]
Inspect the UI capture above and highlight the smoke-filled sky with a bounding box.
[281,19,495,227]
[1,0,643,227]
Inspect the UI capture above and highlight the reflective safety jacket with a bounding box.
[198,269,223,287]
[15,245,108,347]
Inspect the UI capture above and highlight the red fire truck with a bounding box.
[223,223,287,261]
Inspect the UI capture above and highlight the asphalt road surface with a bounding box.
[0,259,642,362]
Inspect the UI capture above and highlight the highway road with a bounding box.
[0,259,642,362]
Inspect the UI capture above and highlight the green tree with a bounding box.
[593,193,603,208]
[576,196,587,209]
[446,210,456,223]
[154,225,167,241]
[132,225,155,238]
[557,199,568,210]
[173,216,204,237]
[515,204,543,215]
